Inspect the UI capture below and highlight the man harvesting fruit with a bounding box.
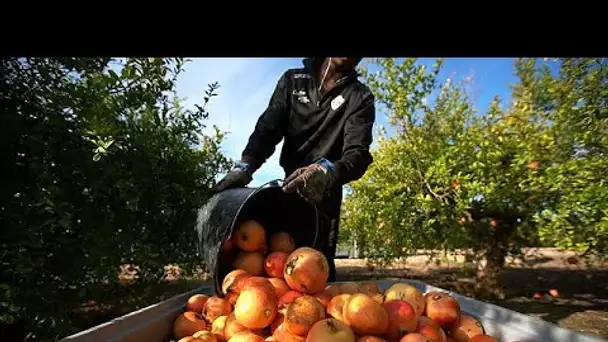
[213,57,376,281]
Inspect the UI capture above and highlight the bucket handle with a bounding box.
[260,179,285,189]
[254,178,321,249]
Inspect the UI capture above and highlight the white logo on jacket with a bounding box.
[331,95,345,110]
[298,96,310,104]
[292,89,310,104]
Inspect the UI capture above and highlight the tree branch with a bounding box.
[413,159,451,200]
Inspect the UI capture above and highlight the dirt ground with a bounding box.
[74,248,607,340]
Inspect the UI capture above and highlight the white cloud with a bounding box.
[175,58,302,186]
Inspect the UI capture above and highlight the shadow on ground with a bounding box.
[72,279,209,328]
[336,266,608,338]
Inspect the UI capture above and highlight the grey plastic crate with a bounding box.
[372,280,606,342]
[61,279,607,342]
[61,286,203,342]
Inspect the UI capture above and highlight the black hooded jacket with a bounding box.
[241,58,376,188]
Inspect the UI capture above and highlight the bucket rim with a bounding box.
[213,179,321,295]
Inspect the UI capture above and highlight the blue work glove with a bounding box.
[282,158,336,204]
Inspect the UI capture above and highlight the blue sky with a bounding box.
[174,58,520,187]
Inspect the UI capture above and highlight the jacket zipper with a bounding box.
[316,75,348,106]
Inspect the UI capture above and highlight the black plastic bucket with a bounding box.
[196,180,322,296]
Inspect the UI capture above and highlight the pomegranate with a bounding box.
[204,296,232,323]
[173,311,207,339]
[192,330,218,342]
[312,290,331,308]
[371,293,385,304]
[357,337,387,342]
[416,316,447,342]
[284,295,326,336]
[226,292,239,306]
[384,283,426,317]
[269,232,296,253]
[270,312,284,334]
[211,315,228,342]
[449,314,484,342]
[224,313,248,341]
[264,252,289,278]
[273,322,306,341]
[425,292,460,326]
[234,220,266,252]
[284,247,329,294]
[268,277,290,299]
[228,331,266,342]
[399,333,428,342]
[234,286,278,329]
[279,290,304,309]
[240,276,275,294]
[468,335,499,342]
[383,299,418,339]
[233,252,265,276]
[177,337,196,342]
[342,293,389,336]
[424,291,443,301]
[306,318,355,342]
[187,294,210,313]
[222,269,250,295]
[327,294,351,322]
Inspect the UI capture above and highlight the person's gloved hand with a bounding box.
[212,161,254,194]
[282,158,336,204]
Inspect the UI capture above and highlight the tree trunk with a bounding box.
[475,222,516,299]
[475,242,508,299]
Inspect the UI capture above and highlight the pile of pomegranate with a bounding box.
[172,220,519,342]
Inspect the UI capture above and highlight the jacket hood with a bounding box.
[301,57,361,79]
[302,57,324,71]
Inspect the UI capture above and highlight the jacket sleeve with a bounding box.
[241,71,291,171]
[333,92,376,186]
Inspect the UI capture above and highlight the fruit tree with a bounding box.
[341,58,607,297]
[0,57,231,340]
